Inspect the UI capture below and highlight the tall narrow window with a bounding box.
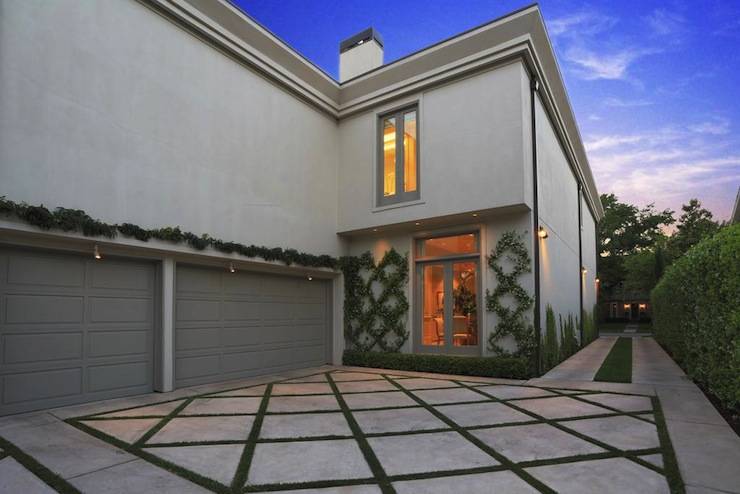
[378,105,419,205]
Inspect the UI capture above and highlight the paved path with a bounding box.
[536,336,740,494]
[540,336,617,381]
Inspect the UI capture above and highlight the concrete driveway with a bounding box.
[0,366,681,493]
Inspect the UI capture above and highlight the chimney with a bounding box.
[339,28,383,82]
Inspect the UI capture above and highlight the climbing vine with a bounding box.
[340,249,409,352]
[0,197,337,269]
[486,231,536,359]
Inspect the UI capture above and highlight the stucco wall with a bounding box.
[0,0,340,256]
[581,196,598,315]
[337,61,529,232]
[534,94,581,340]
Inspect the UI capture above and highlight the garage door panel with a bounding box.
[3,332,83,364]
[88,361,150,392]
[89,297,151,323]
[177,327,221,351]
[7,254,85,288]
[1,247,155,416]
[176,355,220,381]
[3,367,82,404]
[221,326,262,347]
[88,330,149,358]
[177,267,222,294]
[175,265,330,388]
[177,299,221,322]
[5,294,84,324]
[223,300,260,321]
[90,262,153,291]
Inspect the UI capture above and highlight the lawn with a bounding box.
[598,322,653,334]
[594,337,633,383]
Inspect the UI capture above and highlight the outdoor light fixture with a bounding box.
[472,213,478,217]
[415,222,421,226]
[307,276,313,281]
[595,278,600,283]
[229,262,235,273]
[538,226,548,239]
[581,266,588,275]
[624,304,630,309]
[639,303,646,309]
[93,244,102,260]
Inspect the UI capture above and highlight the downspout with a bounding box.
[578,183,584,344]
[530,77,541,375]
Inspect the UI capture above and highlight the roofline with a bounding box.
[140,0,603,219]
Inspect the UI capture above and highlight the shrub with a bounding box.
[651,224,740,411]
[560,313,579,360]
[582,305,598,345]
[342,351,531,379]
[542,305,560,371]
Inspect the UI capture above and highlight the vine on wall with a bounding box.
[340,249,409,352]
[0,197,337,269]
[486,231,536,359]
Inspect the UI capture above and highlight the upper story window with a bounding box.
[377,105,419,206]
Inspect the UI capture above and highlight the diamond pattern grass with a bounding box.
[526,457,670,493]
[472,423,606,462]
[368,431,499,476]
[67,369,680,494]
[561,415,661,450]
[512,396,611,419]
[247,439,372,485]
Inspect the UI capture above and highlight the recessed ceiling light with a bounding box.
[472,213,478,217]
[415,222,421,226]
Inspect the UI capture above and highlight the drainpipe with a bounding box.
[530,76,542,375]
[578,183,584,344]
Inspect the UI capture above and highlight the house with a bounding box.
[600,285,652,323]
[0,0,602,416]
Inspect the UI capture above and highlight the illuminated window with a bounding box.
[378,105,419,205]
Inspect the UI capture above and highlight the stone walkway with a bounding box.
[1,366,679,493]
[537,336,740,494]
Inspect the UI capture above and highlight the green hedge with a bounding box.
[342,350,531,379]
[651,224,740,411]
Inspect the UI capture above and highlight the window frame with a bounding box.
[376,104,420,206]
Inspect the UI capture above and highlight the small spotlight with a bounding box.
[581,266,588,275]
[537,226,548,239]
[94,244,102,260]
[228,262,235,273]
[307,276,313,281]
[472,213,478,217]
[372,228,378,232]
[595,278,600,283]
[415,222,421,226]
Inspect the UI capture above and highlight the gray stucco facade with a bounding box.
[0,0,601,415]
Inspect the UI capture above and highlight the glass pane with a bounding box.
[383,117,396,197]
[403,111,417,192]
[419,233,477,258]
[422,264,445,346]
[452,262,477,347]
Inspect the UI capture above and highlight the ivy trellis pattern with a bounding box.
[486,231,536,358]
[340,249,409,352]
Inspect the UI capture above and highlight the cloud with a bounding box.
[644,9,686,37]
[564,46,658,81]
[585,135,644,152]
[688,117,731,135]
[548,12,617,38]
[603,97,653,108]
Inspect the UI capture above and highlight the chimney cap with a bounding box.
[340,28,383,53]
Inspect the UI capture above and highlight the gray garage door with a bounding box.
[0,247,155,416]
[175,265,330,388]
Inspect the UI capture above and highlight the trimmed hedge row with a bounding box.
[651,224,739,411]
[342,350,532,379]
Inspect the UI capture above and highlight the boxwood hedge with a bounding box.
[651,224,739,411]
[342,350,531,379]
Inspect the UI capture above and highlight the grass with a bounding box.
[599,322,653,334]
[0,436,82,494]
[594,337,633,383]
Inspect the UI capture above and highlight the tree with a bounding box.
[623,250,659,293]
[668,199,721,257]
[597,194,674,287]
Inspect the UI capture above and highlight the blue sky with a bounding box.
[234,0,740,222]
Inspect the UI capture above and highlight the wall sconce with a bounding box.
[94,244,102,260]
[537,226,548,239]
[581,266,588,275]
[228,262,236,273]
[639,303,646,309]
[307,276,313,281]
[624,304,630,309]
[595,278,600,283]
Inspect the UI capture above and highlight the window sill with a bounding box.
[372,199,425,213]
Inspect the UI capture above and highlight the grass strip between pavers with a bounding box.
[0,435,82,494]
[652,396,686,494]
[594,337,633,383]
[381,374,557,494]
[326,371,396,494]
[230,383,273,492]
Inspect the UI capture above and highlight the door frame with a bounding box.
[412,231,482,356]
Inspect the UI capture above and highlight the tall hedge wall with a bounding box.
[651,224,739,411]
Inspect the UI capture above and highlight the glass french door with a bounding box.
[418,259,479,355]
